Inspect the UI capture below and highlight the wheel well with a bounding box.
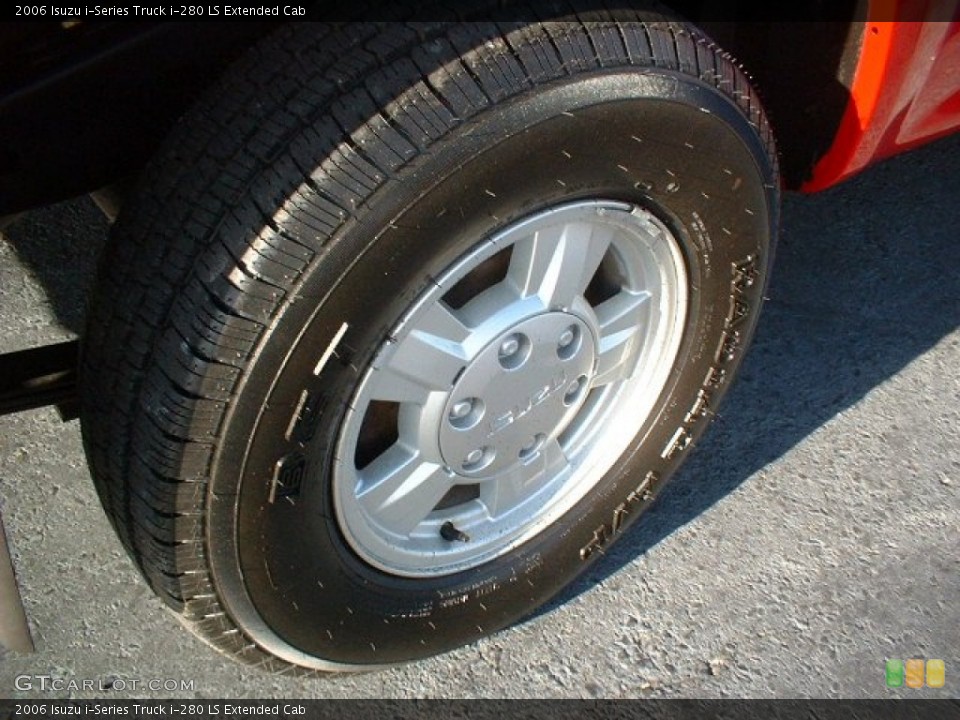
[0,22,275,216]
[0,9,864,216]
[685,5,866,188]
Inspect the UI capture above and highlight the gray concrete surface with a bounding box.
[0,134,957,699]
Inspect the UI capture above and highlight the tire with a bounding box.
[81,10,779,673]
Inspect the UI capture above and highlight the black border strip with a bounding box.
[2,700,960,719]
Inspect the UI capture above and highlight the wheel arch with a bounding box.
[0,7,866,220]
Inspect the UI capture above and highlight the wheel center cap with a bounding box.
[439,312,595,478]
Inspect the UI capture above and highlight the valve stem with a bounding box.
[440,521,470,543]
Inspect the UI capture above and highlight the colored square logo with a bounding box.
[926,659,945,688]
[905,659,925,688]
[886,659,904,687]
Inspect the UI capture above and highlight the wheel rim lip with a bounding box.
[332,199,689,578]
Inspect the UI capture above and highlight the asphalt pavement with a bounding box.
[0,133,957,699]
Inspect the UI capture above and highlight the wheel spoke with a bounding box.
[508,221,614,309]
[592,290,652,386]
[357,448,453,537]
[414,300,472,342]
[479,467,529,520]
[480,438,570,518]
[369,303,468,404]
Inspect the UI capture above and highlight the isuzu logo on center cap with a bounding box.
[486,370,568,437]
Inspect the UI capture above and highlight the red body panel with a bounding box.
[803,1,960,191]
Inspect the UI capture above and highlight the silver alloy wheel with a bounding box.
[333,200,688,577]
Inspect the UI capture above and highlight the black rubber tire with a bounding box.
[81,10,779,673]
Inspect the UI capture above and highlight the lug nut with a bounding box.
[564,376,587,405]
[464,449,485,467]
[448,397,484,429]
[498,333,530,370]
[499,336,520,358]
[519,433,546,460]
[557,325,580,359]
[450,400,472,421]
